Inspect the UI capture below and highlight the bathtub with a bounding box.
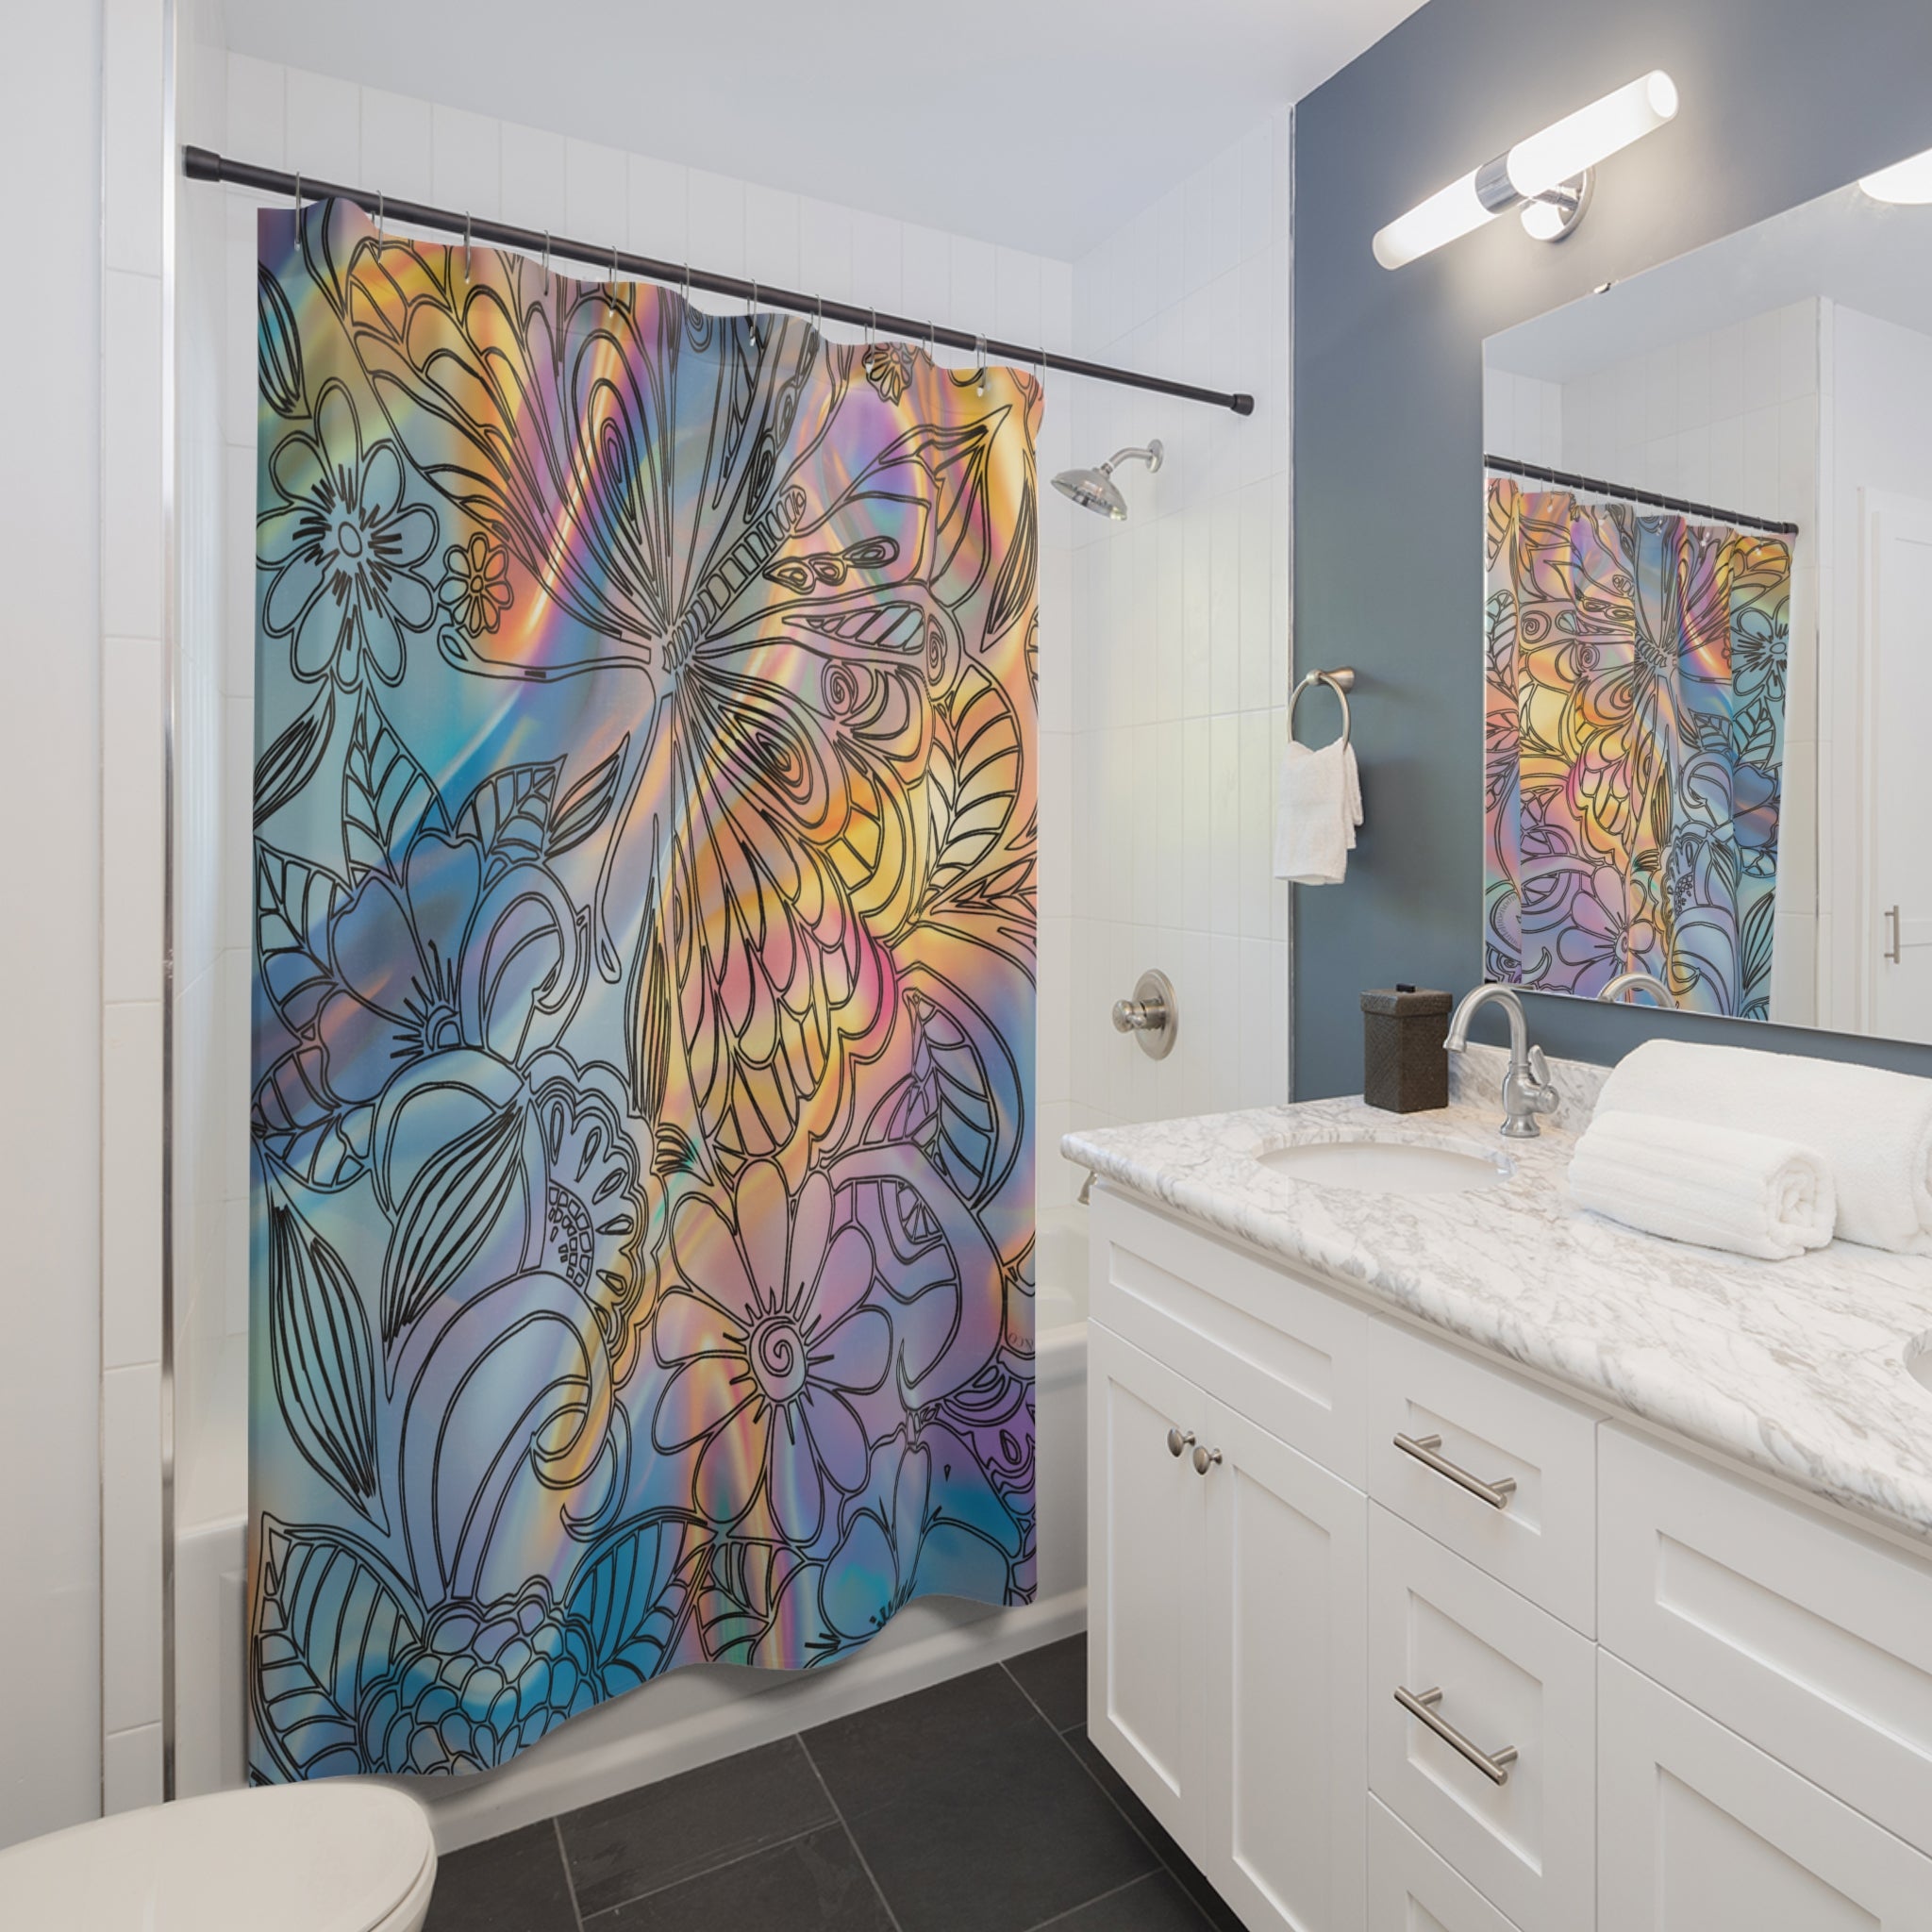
[174,1206,1091,1851]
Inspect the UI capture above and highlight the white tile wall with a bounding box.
[94,0,175,1819]
[1058,111,1291,1186]
[1482,370,1562,467]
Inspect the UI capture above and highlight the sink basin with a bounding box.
[1254,1136,1510,1196]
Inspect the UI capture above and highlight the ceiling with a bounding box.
[223,0,1425,259]
[1490,175,1932,384]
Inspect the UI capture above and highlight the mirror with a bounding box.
[1482,147,1932,1043]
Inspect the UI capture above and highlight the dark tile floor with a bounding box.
[425,1635,1243,1932]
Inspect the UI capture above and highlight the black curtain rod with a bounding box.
[1484,454,1799,538]
[183,145,1255,417]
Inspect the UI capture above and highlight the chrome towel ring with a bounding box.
[1287,666,1356,750]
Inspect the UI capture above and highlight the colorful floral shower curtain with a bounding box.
[1483,476,1791,1019]
[246,200,1040,1781]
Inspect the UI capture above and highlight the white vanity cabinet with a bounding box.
[1088,1261,1368,1930]
[1084,1185,1932,1932]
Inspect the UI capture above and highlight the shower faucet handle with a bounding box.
[1111,969,1178,1061]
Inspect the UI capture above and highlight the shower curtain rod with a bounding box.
[182,145,1256,416]
[1484,454,1798,537]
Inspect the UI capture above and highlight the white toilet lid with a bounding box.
[0,1783,435,1932]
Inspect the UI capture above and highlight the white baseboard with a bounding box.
[406,1587,1089,1855]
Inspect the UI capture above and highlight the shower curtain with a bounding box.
[246,199,1040,1780]
[1483,475,1791,1019]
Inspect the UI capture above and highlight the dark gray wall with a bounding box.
[1292,0,1932,1095]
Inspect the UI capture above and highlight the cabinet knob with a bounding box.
[1191,1445,1223,1476]
[1166,1426,1195,1458]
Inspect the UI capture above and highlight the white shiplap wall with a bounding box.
[1058,113,1292,1174]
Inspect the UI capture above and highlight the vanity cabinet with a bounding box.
[1597,1655,1932,1931]
[1089,1323,1368,1931]
[1085,1186,1932,1932]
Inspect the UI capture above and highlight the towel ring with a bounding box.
[1287,666,1356,751]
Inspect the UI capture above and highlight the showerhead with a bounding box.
[1052,439,1163,519]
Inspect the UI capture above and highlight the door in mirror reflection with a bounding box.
[1870,493,1932,1044]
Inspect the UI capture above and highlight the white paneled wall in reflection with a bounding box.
[1055,112,1292,1190]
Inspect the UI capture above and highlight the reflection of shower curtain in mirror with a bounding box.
[1484,477,1791,1018]
[246,200,1040,1780]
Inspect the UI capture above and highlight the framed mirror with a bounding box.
[1482,146,1932,1043]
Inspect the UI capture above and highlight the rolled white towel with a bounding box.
[1568,1112,1835,1260]
[1594,1039,1932,1256]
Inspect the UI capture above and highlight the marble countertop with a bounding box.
[1061,1051,1932,1545]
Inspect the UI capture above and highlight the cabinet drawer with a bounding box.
[1368,1796,1522,1932]
[1091,1191,1367,1483]
[1369,1507,1594,1932]
[1366,1316,1597,1634]
[1600,1423,1932,1859]
[1600,1652,1932,1930]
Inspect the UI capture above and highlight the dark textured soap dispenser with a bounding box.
[1360,984,1452,1113]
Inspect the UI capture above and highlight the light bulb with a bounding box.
[1372,70,1678,270]
[1372,168,1493,272]
[1860,147,1932,205]
[1506,71,1679,202]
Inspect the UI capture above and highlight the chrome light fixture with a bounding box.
[1373,71,1679,270]
[1860,147,1932,204]
[1053,440,1163,519]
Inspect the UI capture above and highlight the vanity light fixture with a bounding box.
[1372,70,1679,270]
[1859,146,1932,204]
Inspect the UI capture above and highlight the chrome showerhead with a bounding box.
[1052,439,1163,519]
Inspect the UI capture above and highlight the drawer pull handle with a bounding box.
[1166,1426,1196,1458]
[1393,1432,1517,1510]
[1394,1685,1519,1787]
[1191,1445,1223,1476]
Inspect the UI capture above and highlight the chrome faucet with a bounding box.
[1595,970,1676,1008]
[1445,985,1559,1140]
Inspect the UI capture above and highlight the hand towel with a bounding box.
[1274,740,1363,885]
[1594,1038,1932,1256]
[1567,1111,1834,1260]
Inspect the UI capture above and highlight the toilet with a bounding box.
[0,1783,436,1930]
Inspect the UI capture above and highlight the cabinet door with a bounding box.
[1200,1391,1368,1932]
[1367,1796,1521,1932]
[1087,1323,1210,1848]
[1600,1653,1932,1931]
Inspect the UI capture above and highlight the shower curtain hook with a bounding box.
[927,318,938,361]
[542,230,551,293]
[865,308,876,350]
[974,333,989,396]
[682,261,691,306]
[292,171,301,214]
[375,190,385,239]
[748,279,760,346]
[609,239,620,287]
[815,292,824,337]
[462,210,472,279]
